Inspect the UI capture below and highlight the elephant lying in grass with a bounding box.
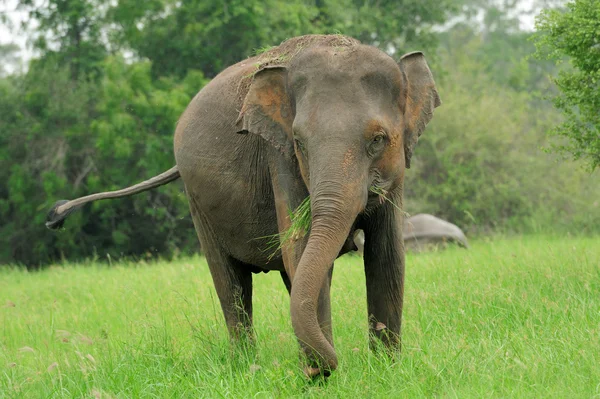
[354,213,469,254]
[45,34,440,377]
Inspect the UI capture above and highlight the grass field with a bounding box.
[1,236,599,398]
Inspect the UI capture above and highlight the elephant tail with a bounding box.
[46,166,181,230]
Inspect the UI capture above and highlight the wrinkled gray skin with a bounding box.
[354,214,469,254]
[45,35,440,377]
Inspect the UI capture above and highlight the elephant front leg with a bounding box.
[362,197,405,350]
[188,201,255,344]
[207,256,255,343]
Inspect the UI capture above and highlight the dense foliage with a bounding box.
[1,0,597,267]
[534,0,600,170]
[0,56,205,265]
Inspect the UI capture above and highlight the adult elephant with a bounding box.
[46,35,440,377]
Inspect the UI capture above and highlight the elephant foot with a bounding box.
[303,366,331,379]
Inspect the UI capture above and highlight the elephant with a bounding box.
[45,34,440,377]
[403,213,469,251]
[353,214,469,254]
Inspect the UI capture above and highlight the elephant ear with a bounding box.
[399,52,441,168]
[236,66,294,157]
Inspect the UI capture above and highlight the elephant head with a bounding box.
[238,40,440,372]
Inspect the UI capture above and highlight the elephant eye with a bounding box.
[371,134,386,146]
[368,133,386,156]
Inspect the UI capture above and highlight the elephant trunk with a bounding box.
[290,160,366,375]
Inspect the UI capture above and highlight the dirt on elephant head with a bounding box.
[255,34,360,69]
[237,34,361,100]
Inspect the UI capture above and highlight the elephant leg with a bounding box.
[361,196,405,350]
[205,250,254,342]
[189,199,254,342]
[280,271,292,293]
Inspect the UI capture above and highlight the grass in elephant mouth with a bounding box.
[262,187,403,257]
[262,196,312,258]
[368,186,402,211]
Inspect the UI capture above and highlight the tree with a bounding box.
[17,0,109,79]
[109,0,462,79]
[534,0,600,170]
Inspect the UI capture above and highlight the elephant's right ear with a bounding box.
[236,66,294,157]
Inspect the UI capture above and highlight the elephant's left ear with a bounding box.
[236,66,294,157]
[399,52,441,168]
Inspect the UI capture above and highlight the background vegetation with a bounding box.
[534,0,600,169]
[1,0,598,267]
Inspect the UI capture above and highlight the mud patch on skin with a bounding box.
[252,80,293,135]
[388,126,402,149]
[364,120,385,138]
[342,148,355,177]
[237,34,361,102]
[365,119,401,148]
[363,117,404,189]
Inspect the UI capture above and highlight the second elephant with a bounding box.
[354,213,469,253]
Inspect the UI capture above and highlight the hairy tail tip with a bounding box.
[45,200,72,230]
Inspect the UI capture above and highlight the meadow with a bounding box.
[1,235,599,398]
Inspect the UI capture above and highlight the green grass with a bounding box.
[264,197,312,258]
[1,235,599,398]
